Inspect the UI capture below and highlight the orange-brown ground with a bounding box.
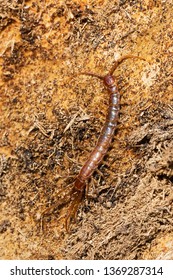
[0,0,172,259]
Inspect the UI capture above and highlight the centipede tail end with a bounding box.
[65,188,85,232]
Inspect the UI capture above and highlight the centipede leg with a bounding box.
[42,183,74,217]
[85,180,90,198]
[109,54,146,75]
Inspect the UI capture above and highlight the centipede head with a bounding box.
[103,74,115,87]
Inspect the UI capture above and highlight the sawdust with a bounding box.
[0,0,172,259]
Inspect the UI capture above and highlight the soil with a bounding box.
[0,0,173,260]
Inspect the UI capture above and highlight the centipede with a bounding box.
[44,54,146,231]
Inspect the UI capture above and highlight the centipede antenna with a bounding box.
[109,55,146,75]
[79,72,104,80]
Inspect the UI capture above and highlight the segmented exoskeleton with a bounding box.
[44,55,146,231]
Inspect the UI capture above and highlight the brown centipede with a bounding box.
[44,54,146,231]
